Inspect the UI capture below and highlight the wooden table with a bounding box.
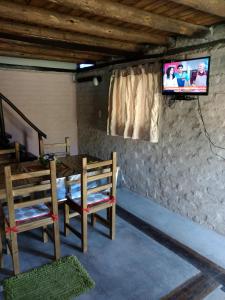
[0,154,100,201]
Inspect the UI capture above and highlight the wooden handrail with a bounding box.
[0,92,47,138]
[0,97,5,138]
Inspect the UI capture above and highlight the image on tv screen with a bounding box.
[162,57,210,95]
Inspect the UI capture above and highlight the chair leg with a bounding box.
[107,208,110,221]
[110,204,116,240]
[4,220,10,255]
[64,203,70,236]
[11,232,19,275]
[0,206,4,268]
[91,213,96,227]
[81,212,88,253]
[0,226,3,268]
[53,221,61,260]
[42,226,48,243]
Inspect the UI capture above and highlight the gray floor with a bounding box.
[205,286,225,300]
[1,187,225,299]
[117,188,225,270]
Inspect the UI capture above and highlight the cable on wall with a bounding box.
[197,97,225,161]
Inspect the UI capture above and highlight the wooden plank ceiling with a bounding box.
[0,0,223,64]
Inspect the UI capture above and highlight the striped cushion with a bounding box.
[54,173,109,202]
[69,181,101,199]
[40,179,103,202]
[3,204,50,224]
[56,178,67,202]
[68,191,111,207]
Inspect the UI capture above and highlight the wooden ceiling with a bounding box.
[0,0,224,64]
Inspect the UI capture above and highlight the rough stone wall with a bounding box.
[77,25,225,235]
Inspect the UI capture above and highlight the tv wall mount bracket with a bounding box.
[169,95,199,101]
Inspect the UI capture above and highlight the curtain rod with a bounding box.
[76,38,225,74]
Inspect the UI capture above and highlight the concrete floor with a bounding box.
[117,188,225,271]
[1,187,225,299]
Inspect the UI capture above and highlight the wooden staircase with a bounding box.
[0,92,47,160]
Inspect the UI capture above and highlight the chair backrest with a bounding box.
[0,142,20,165]
[81,152,117,209]
[40,137,70,157]
[4,160,58,231]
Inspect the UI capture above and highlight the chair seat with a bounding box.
[67,191,111,207]
[3,204,50,224]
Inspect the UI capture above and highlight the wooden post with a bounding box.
[91,213,96,227]
[42,226,48,243]
[0,201,3,268]
[65,137,70,156]
[4,220,10,255]
[0,98,6,143]
[64,203,70,236]
[5,166,20,274]
[110,152,117,240]
[39,135,44,157]
[50,160,61,260]
[81,157,88,252]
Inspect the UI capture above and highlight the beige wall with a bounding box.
[0,68,78,156]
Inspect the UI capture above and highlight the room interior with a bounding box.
[0,1,225,299]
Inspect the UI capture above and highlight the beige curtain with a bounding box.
[107,63,161,142]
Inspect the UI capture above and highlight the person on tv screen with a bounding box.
[175,64,190,87]
[191,62,207,86]
[163,66,178,89]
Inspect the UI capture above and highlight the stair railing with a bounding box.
[0,92,47,155]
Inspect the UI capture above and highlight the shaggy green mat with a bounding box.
[3,256,95,300]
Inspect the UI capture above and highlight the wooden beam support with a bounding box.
[48,0,208,36]
[0,39,104,62]
[0,50,83,63]
[0,1,168,45]
[0,33,115,58]
[171,0,225,18]
[0,20,142,54]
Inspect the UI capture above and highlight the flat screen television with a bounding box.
[162,56,210,95]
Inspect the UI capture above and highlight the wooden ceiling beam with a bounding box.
[0,39,104,62]
[0,32,122,57]
[0,20,142,54]
[48,0,208,36]
[171,0,225,18]
[0,50,82,63]
[0,1,168,45]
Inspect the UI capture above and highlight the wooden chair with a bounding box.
[0,142,20,165]
[40,137,70,157]
[64,152,117,252]
[0,160,60,275]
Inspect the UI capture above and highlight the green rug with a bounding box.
[3,256,95,300]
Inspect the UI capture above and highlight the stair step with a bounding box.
[0,140,37,162]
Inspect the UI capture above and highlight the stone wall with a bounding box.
[77,25,225,235]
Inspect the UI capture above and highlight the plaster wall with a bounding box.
[77,25,225,235]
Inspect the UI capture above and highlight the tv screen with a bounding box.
[162,57,210,95]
